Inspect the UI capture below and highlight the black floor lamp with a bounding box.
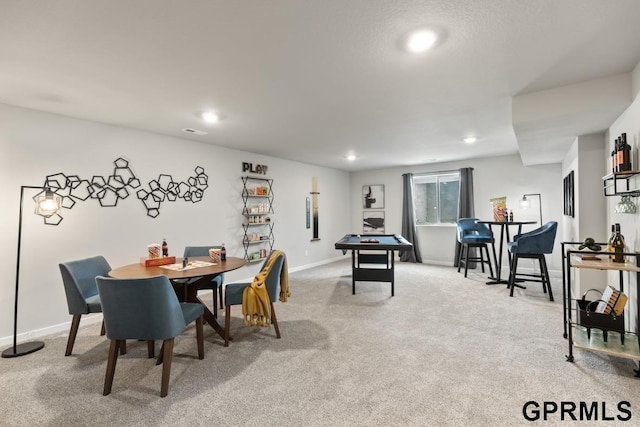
[2,186,62,358]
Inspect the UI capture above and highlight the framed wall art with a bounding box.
[563,170,574,217]
[363,211,385,234]
[362,184,384,209]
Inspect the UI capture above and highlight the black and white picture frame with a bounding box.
[563,170,574,217]
[363,211,385,234]
[362,184,384,209]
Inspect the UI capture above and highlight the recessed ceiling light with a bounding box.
[346,154,357,162]
[407,30,438,53]
[201,111,219,124]
[463,137,477,144]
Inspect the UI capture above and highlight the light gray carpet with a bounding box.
[1,260,638,426]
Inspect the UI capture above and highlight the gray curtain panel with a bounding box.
[454,167,475,267]
[400,173,422,263]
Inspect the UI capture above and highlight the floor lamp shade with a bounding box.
[2,186,62,358]
[519,193,543,225]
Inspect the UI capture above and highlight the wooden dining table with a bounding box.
[109,256,246,339]
[477,220,536,285]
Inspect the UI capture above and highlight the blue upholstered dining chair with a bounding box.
[456,218,495,278]
[59,256,112,356]
[183,246,225,314]
[95,275,204,397]
[224,251,286,347]
[506,221,558,301]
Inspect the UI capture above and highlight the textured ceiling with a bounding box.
[1,0,640,171]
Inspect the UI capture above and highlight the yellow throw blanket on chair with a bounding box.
[242,250,290,327]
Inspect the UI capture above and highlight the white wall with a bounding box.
[0,103,351,345]
[604,62,640,331]
[561,134,607,297]
[350,154,563,274]
[562,139,580,243]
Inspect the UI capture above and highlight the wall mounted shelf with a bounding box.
[241,176,274,262]
[602,170,640,197]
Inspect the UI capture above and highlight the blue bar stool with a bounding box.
[456,218,495,278]
[507,221,558,301]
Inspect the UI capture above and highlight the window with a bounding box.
[414,172,460,225]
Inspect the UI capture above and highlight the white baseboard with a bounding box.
[0,313,104,348]
[420,259,455,267]
[230,255,346,283]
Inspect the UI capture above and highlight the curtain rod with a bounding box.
[411,168,472,176]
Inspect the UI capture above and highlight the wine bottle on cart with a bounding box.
[612,224,626,263]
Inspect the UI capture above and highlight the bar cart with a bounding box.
[562,241,640,376]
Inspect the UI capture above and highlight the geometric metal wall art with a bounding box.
[39,157,208,224]
[136,166,208,218]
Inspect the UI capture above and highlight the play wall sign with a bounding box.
[242,162,268,175]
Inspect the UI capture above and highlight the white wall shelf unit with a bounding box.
[241,176,274,263]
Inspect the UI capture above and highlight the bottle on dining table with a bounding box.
[220,243,226,261]
[162,238,168,257]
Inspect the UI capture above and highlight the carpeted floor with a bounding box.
[1,259,638,426]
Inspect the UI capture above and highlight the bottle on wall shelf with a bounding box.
[220,243,226,261]
[616,136,623,172]
[614,137,620,172]
[162,238,168,257]
[620,133,631,172]
[613,133,632,173]
[611,223,626,263]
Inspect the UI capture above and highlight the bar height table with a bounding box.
[478,220,536,285]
